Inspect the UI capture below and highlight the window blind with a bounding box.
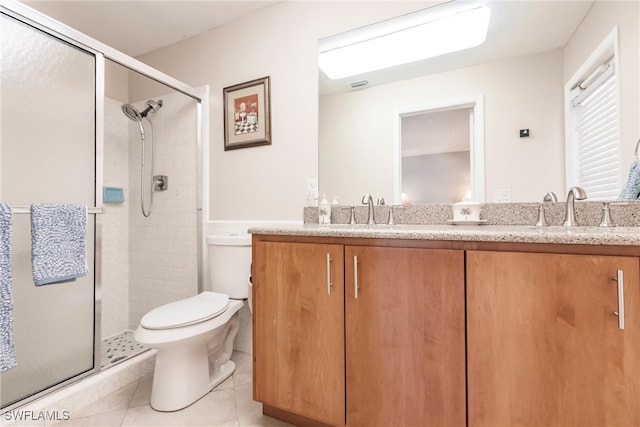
[570,61,620,200]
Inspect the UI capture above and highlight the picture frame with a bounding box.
[223,76,271,150]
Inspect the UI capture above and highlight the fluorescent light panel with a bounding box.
[319,4,491,80]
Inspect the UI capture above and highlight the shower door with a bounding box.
[0,11,100,408]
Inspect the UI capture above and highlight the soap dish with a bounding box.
[103,186,125,203]
[446,219,488,225]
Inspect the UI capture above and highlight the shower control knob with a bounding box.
[153,175,168,191]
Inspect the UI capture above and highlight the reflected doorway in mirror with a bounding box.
[394,96,485,204]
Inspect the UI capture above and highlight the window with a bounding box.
[565,31,620,200]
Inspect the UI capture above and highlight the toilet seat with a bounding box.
[141,291,229,330]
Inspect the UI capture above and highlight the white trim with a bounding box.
[564,26,620,189]
[393,95,485,204]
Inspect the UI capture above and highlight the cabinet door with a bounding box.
[345,246,466,427]
[253,241,345,426]
[467,251,640,427]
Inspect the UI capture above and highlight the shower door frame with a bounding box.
[0,0,208,411]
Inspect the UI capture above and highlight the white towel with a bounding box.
[31,204,88,286]
[0,202,16,372]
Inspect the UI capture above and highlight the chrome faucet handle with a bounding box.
[599,202,614,227]
[387,206,395,225]
[535,203,549,227]
[349,206,357,225]
[377,197,386,205]
[600,202,629,227]
[536,192,557,226]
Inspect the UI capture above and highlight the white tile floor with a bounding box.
[55,352,293,427]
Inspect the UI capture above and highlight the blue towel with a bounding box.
[0,202,16,372]
[31,204,88,286]
[619,160,640,200]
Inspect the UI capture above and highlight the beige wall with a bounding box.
[320,50,566,204]
[134,2,435,221]
[564,0,639,186]
[133,0,638,215]
[105,59,129,101]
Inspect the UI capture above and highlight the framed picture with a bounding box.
[223,76,271,150]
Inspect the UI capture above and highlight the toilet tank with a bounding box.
[206,233,251,299]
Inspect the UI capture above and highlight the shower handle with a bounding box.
[153,175,168,191]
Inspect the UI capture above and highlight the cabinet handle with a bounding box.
[613,270,625,330]
[354,255,359,299]
[326,253,332,295]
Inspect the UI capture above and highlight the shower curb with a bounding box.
[2,350,156,427]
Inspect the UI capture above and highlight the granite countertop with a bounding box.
[248,223,640,246]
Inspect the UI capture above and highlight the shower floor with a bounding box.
[101,330,148,368]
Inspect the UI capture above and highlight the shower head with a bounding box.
[122,103,142,122]
[121,99,163,122]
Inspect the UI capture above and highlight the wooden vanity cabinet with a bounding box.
[344,246,466,427]
[253,237,640,427]
[252,240,345,426]
[253,238,466,427]
[467,251,640,427]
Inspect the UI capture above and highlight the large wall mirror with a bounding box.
[318,1,639,205]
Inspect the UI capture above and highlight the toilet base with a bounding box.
[147,311,241,412]
[210,359,236,390]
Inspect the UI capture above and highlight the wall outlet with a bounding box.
[306,178,318,204]
[494,189,511,202]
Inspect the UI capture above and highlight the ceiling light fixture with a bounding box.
[318,3,491,80]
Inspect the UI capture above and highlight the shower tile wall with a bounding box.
[102,97,130,339]
[128,92,199,329]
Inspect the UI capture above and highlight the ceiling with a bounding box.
[23,0,280,57]
[20,0,594,94]
[319,0,595,94]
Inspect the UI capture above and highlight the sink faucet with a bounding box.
[362,193,376,224]
[563,187,587,226]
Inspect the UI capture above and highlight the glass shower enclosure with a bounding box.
[0,1,206,411]
[0,10,102,408]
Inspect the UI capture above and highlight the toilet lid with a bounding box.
[141,291,229,330]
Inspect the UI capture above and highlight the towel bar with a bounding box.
[10,206,104,215]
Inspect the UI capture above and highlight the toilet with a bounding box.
[134,233,251,412]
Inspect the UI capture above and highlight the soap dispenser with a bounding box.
[319,194,331,225]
